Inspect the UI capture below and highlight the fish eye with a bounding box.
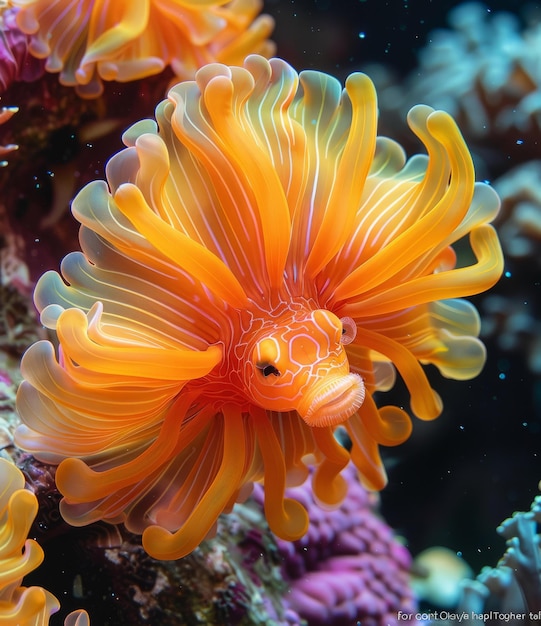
[340,317,357,345]
[256,362,281,377]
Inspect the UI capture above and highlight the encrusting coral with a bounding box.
[7,0,275,97]
[14,54,504,561]
[0,457,89,625]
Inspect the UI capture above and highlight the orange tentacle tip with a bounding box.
[15,55,503,558]
[0,459,90,624]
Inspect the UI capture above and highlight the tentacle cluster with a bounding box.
[16,55,503,559]
[10,0,275,97]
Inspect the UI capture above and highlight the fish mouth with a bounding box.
[298,373,365,427]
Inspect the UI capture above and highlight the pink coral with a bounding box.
[0,7,45,92]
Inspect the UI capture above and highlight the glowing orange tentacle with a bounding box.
[114,183,249,308]
[344,412,387,491]
[306,73,377,277]
[332,110,474,302]
[340,225,504,317]
[55,391,201,501]
[359,393,412,447]
[311,426,349,506]
[202,72,291,288]
[83,0,149,64]
[142,405,246,559]
[356,328,442,420]
[56,307,222,380]
[252,407,308,540]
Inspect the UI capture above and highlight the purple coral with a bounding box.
[255,462,418,625]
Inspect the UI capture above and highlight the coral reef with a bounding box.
[444,490,541,626]
[256,462,418,626]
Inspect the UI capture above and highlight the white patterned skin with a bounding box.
[245,306,365,426]
[188,298,365,427]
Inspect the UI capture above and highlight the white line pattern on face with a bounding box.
[186,298,364,425]
[234,302,365,424]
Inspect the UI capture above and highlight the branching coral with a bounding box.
[8,0,275,97]
[372,2,541,173]
[400,3,530,138]
[451,490,541,625]
[0,457,90,625]
[15,54,503,560]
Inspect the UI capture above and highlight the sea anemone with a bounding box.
[15,54,504,560]
[8,0,275,97]
[0,457,90,624]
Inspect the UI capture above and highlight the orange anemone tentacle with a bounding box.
[354,328,443,421]
[56,307,222,380]
[359,394,413,447]
[339,225,504,317]
[114,183,249,308]
[310,426,350,506]
[202,72,292,287]
[332,109,475,302]
[252,406,309,541]
[55,390,202,501]
[305,72,377,278]
[344,411,388,491]
[142,405,246,560]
